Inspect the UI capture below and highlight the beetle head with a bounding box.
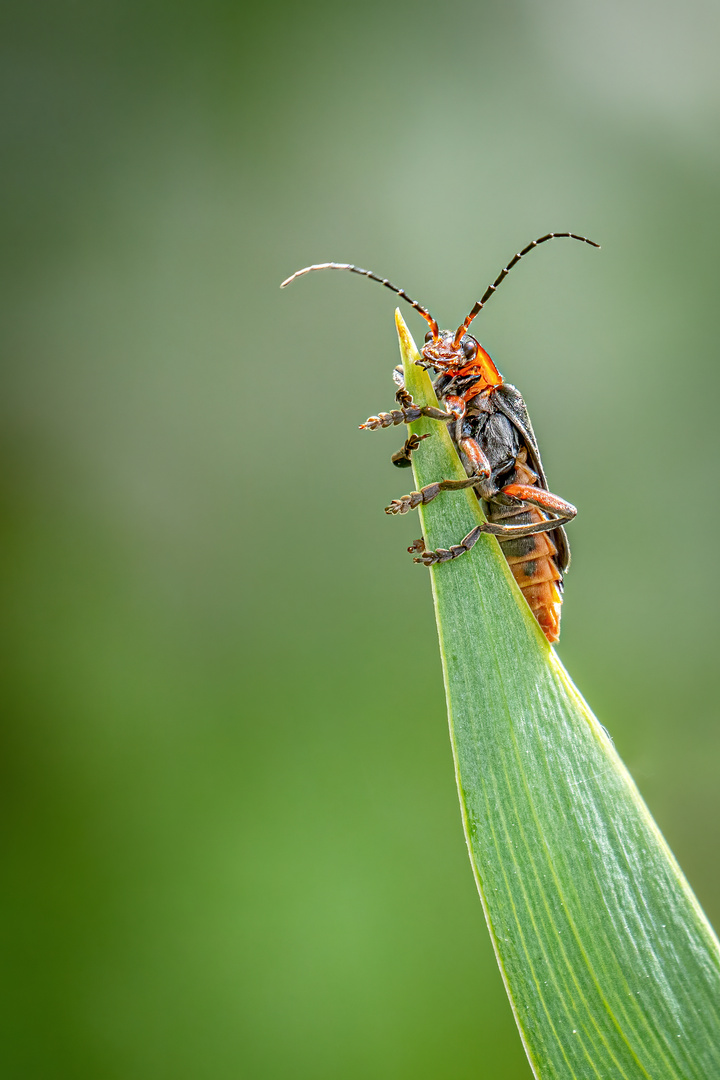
[420,329,502,392]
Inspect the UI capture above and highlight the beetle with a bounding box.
[281,233,599,642]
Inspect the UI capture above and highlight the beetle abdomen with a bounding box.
[490,455,564,644]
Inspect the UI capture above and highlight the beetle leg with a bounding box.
[386,435,490,511]
[409,528,484,565]
[385,474,486,515]
[479,484,576,539]
[407,485,576,566]
[391,432,432,468]
[360,401,451,429]
[443,395,467,444]
[502,484,574,515]
[458,437,491,479]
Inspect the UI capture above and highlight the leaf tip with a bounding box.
[394,308,421,366]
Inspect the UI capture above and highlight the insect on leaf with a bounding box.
[395,308,720,1080]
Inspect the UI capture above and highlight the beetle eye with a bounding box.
[462,337,478,359]
[424,330,434,343]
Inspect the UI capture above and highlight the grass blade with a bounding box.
[395,309,720,1079]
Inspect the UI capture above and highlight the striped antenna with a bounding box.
[280,262,439,337]
[453,233,600,346]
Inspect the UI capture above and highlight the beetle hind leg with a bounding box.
[406,485,576,566]
[408,528,484,565]
[480,484,577,539]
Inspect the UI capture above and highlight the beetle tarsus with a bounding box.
[385,482,442,515]
[391,432,431,468]
[412,526,484,565]
[386,471,489,514]
[385,472,490,515]
[360,403,451,429]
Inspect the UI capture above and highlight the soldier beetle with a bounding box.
[281,233,599,642]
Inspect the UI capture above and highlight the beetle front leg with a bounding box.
[360,399,451,430]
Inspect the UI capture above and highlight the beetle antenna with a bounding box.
[453,233,600,346]
[281,262,439,337]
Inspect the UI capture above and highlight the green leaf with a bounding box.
[394,309,720,1079]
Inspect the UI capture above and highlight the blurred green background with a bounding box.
[2,1,719,1076]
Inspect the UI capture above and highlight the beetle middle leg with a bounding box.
[385,436,491,514]
[385,474,488,515]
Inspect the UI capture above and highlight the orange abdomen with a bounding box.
[490,458,564,644]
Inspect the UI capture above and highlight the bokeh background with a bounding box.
[2,1,719,1076]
